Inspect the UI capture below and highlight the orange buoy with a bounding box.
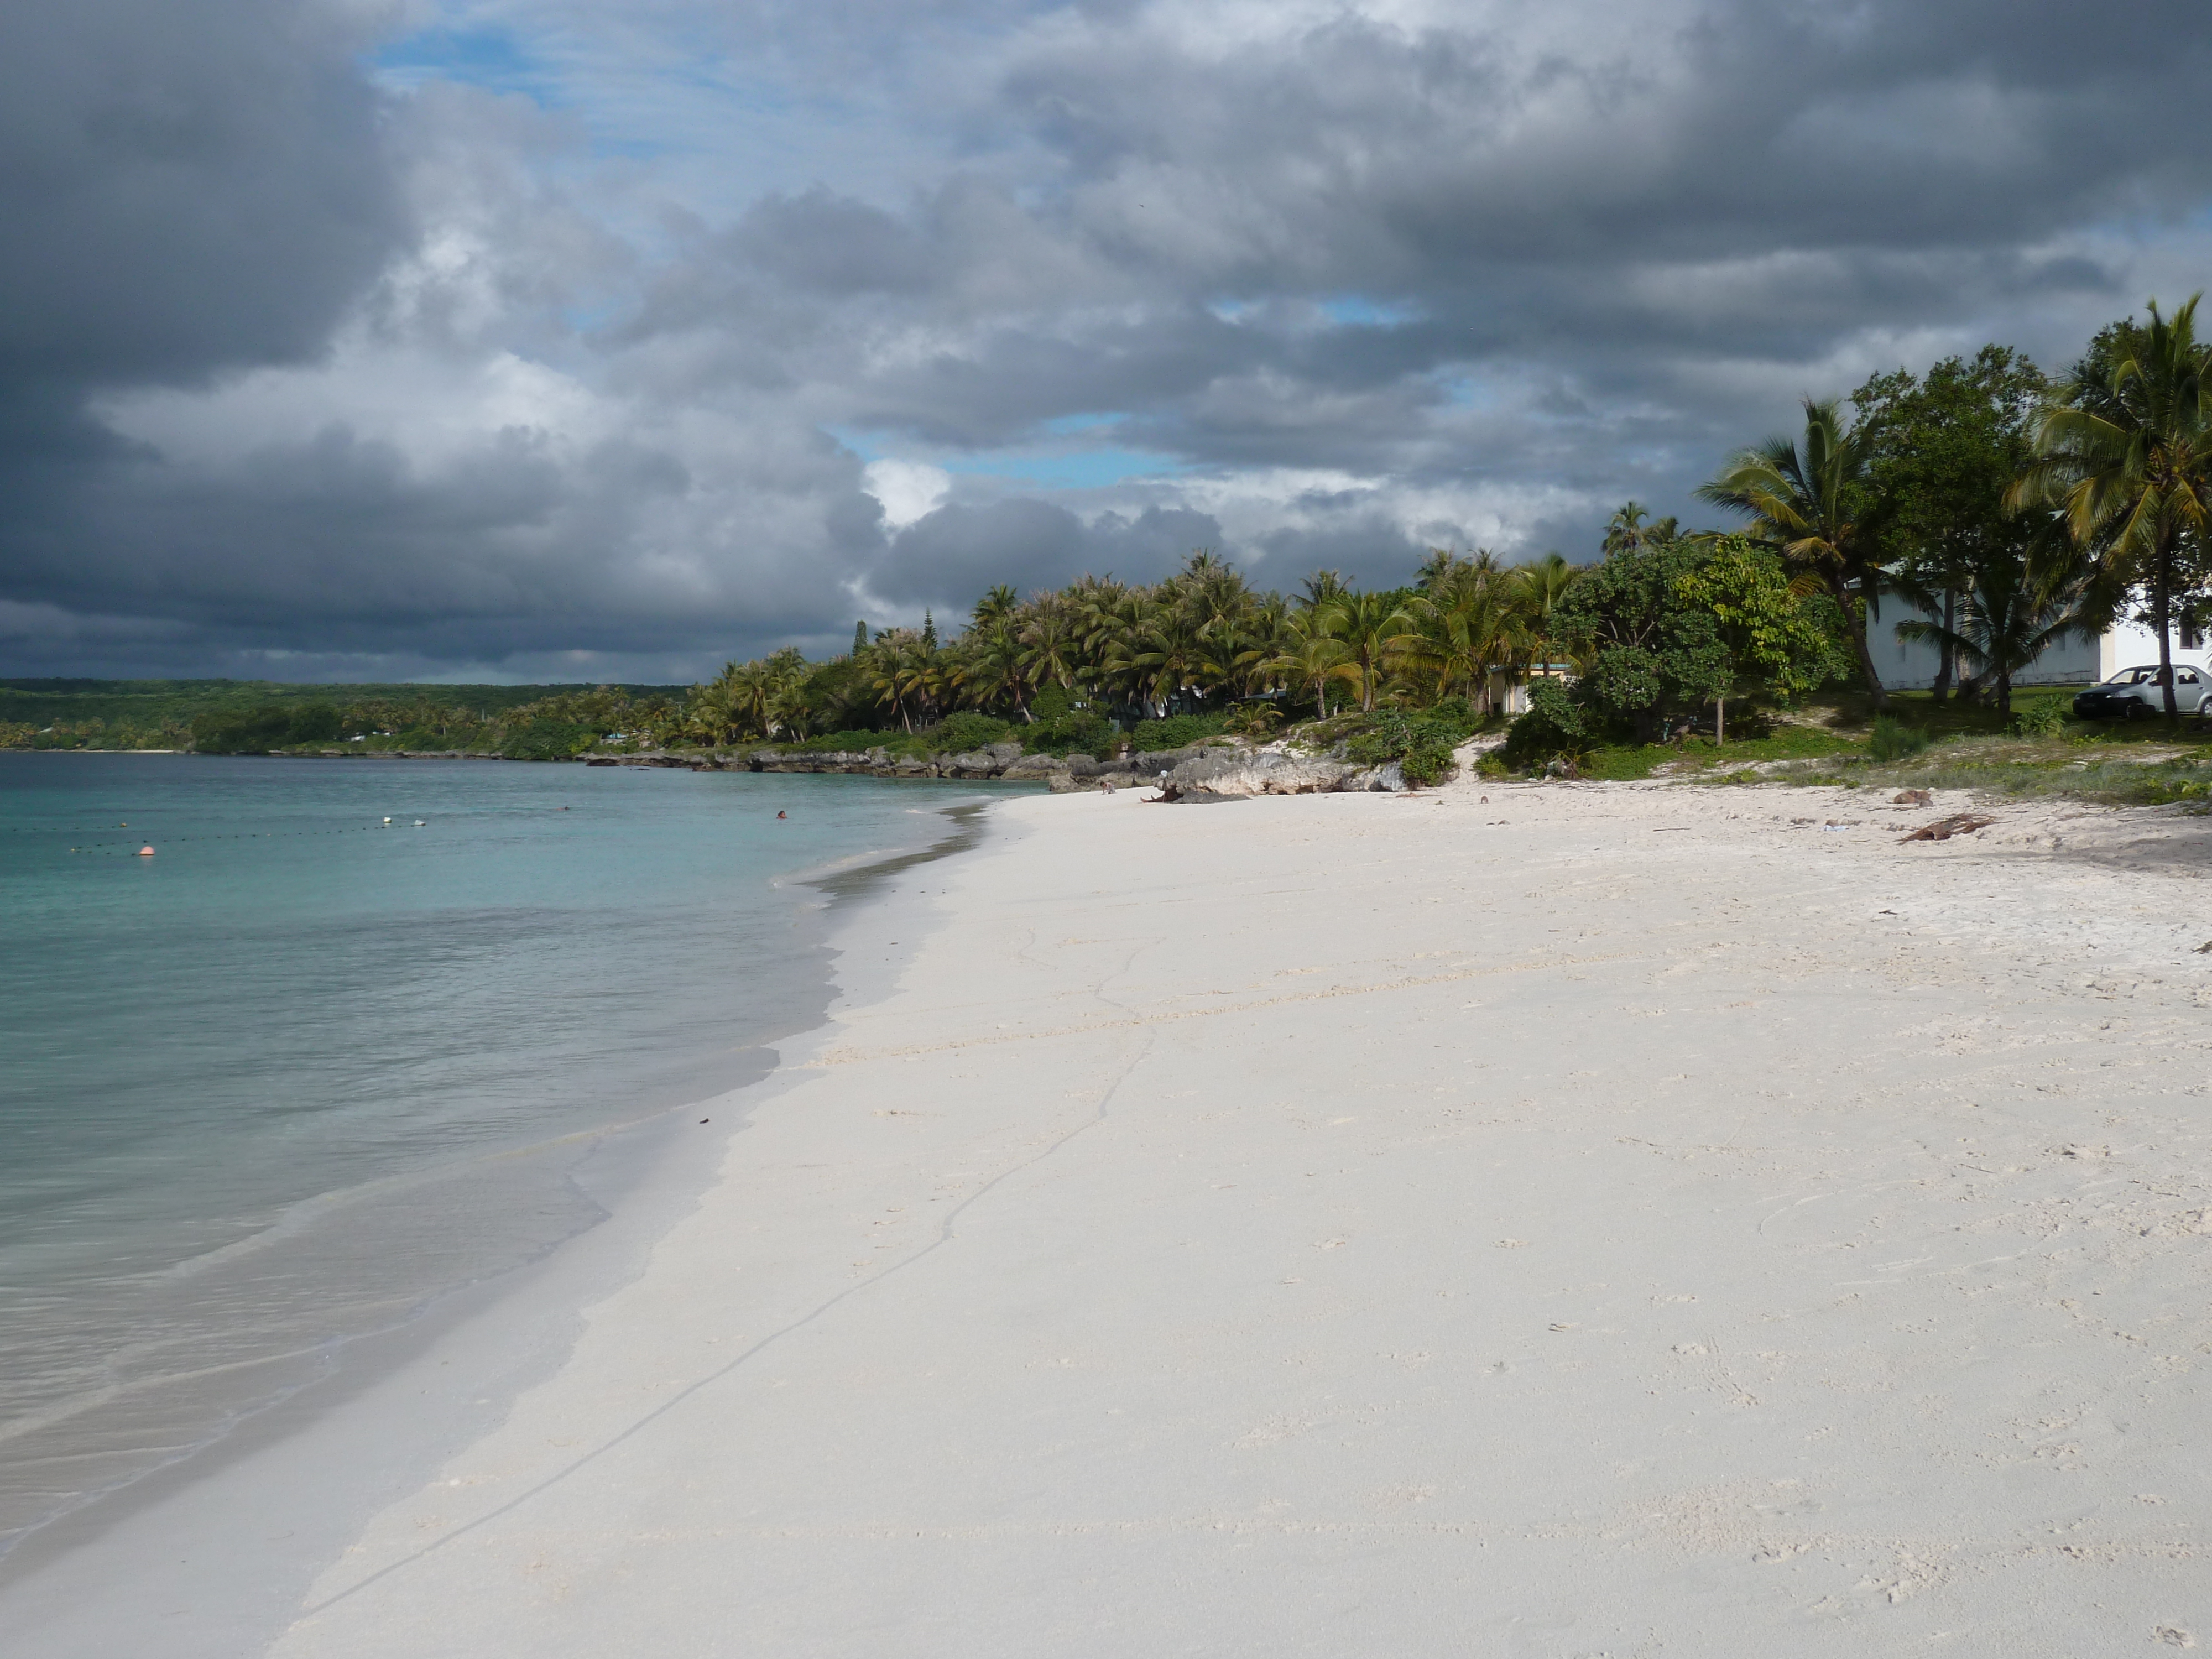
[137,845,155,857]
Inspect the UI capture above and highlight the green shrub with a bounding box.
[785,728,892,753]
[1131,712,1228,749]
[1868,714,1931,761]
[1345,708,1478,786]
[1024,709,1115,757]
[930,712,1014,753]
[1500,680,1589,769]
[2012,700,2068,738]
[494,719,599,760]
[1223,701,1285,737]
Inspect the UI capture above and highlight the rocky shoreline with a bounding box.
[583,740,1411,796]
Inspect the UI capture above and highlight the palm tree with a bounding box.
[687,677,743,744]
[1603,503,1649,555]
[971,585,1019,634]
[1893,551,2080,716]
[1697,398,1892,708]
[1109,608,1213,716]
[1298,568,1348,611]
[1506,552,1578,667]
[1018,592,1081,693]
[867,631,937,732]
[1390,562,1525,711]
[1078,585,1157,713]
[1232,591,1295,697]
[2013,296,2212,722]
[958,627,1033,720]
[764,674,815,740]
[1316,589,1413,713]
[1266,614,1360,719]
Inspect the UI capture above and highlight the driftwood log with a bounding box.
[1902,813,1994,842]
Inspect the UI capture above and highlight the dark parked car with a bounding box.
[2072,663,2211,719]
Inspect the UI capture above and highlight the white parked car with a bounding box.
[2072,662,2212,719]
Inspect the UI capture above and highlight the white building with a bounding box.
[1876,608,2206,691]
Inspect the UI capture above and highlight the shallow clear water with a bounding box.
[0,753,990,1556]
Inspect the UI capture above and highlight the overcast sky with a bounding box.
[3,0,2209,683]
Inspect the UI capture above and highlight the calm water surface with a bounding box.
[0,753,989,1557]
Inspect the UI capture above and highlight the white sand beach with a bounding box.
[138,776,2212,1651]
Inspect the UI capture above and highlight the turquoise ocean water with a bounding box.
[0,753,990,1559]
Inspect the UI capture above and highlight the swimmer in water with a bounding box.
[776,810,787,819]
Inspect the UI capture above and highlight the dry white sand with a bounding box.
[268,774,2212,1656]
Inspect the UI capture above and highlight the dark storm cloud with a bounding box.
[0,0,402,390]
[7,0,2212,679]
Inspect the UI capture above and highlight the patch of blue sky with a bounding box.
[941,447,1184,490]
[825,426,886,462]
[1318,295,1423,328]
[371,24,559,102]
[560,298,632,336]
[1209,294,1422,330]
[1439,372,1511,411]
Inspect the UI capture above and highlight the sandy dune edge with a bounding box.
[274,777,2212,1656]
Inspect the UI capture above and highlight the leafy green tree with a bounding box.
[1500,677,1590,769]
[1554,538,1732,742]
[1854,346,2048,701]
[2015,296,2212,722]
[1673,535,1851,740]
[1697,398,1892,708]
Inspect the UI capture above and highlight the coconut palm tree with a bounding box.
[1391,562,1526,710]
[1603,503,1650,555]
[1506,552,1579,677]
[2013,296,2212,722]
[958,626,1033,720]
[1893,550,2080,716]
[1315,589,1414,713]
[971,584,1020,634]
[1107,608,1211,716]
[867,631,939,732]
[687,676,744,744]
[1078,585,1157,712]
[1696,398,1892,708]
[1266,614,1360,719]
[1232,591,1295,697]
[1018,592,1081,692]
[1298,568,1348,611]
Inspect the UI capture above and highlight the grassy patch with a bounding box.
[1846,736,2212,805]
[1543,724,1863,783]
